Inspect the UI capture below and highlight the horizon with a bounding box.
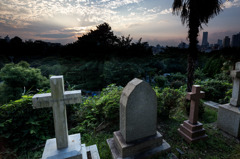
[0,0,240,46]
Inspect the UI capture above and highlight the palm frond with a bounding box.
[172,0,183,15]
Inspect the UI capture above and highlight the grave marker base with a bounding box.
[217,104,240,138]
[41,134,100,159]
[178,120,208,144]
[107,131,171,159]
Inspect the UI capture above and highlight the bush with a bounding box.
[0,95,54,153]
[194,67,206,81]
[203,56,224,78]
[195,79,232,104]
[171,80,185,89]
[154,75,167,88]
[70,84,123,134]
[0,61,48,104]
[103,61,141,87]
[155,87,182,119]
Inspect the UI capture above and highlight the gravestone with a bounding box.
[32,76,100,159]
[178,85,208,143]
[218,62,240,138]
[107,78,171,158]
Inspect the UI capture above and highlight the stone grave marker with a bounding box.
[32,76,100,159]
[218,62,240,138]
[178,85,208,143]
[107,78,171,158]
[230,62,240,106]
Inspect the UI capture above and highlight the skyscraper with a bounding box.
[223,36,230,48]
[231,33,240,48]
[217,39,222,47]
[202,32,208,47]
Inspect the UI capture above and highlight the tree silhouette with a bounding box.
[172,0,223,91]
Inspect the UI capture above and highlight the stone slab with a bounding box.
[86,145,100,159]
[113,131,163,157]
[81,144,87,159]
[178,128,208,144]
[178,120,207,144]
[120,78,157,143]
[179,124,206,138]
[183,120,203,131]
[203,101,219,110]
[107,138,171,159]
[217,104,240,138]
[42,134,82,159]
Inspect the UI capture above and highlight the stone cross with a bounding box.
[230,62,240,106]
[120,78,157,143]
[32,76,81,149]
[186,85,205,125]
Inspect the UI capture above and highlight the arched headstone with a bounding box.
[120,78,157,143]
[107,78,171,158]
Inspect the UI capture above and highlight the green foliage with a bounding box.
[39,64,68,77]
[65,61,105,90]
[70,84,123,135]
[214,72,231,82]
[0,61,48,104]
[155,87,183,119]
[154,75,167,88]
[202,107,218,124]
[103,61,140,86]
[0,95,54,153]
[194,67,206,81]
[195,79,232,104]
[167,72,186,89]
[203,56,224,77]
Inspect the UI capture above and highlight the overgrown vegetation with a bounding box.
[0,23,239,158]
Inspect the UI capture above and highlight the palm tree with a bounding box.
[172,0,223,91]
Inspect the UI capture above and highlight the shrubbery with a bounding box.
[155,86,186,119]
[195,78,232,104]
[0,61,48,104]
[70,84,123,135]
[0,95,54,154]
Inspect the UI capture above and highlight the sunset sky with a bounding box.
[0,0,239,46]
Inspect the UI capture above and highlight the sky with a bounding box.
[0,0,240,46]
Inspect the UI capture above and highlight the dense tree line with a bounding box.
[0,23,152,61]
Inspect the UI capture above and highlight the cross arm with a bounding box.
[63,90,82,105]
[32,93,52,109]
[32,90,82,109]
[231,70,240,78]
[186,91,205,101]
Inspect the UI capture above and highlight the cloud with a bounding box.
[0,0,182,45]
[36,33,74,39]
[223,0,240,8]
[159,8,172,15]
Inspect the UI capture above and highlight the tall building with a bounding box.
[223,36,230,48]
[217,39,222,47]
[202,32,209,46]
[231,33,240,47]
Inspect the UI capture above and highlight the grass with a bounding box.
[4,106,240,159]
[77,106,239,159]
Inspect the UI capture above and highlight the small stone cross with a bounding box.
[32,76,81,149]
[186,85,205,125]
[230,62,240,106]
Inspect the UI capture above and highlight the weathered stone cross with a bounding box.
[32,76,81,149]
[230,62,240,106]
[186,85,205,124]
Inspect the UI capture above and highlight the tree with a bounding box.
[172,0,223,91]
[0,61,48,103]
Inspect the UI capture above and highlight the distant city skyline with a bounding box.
[0,0,240,46]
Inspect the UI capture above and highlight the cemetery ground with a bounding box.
[0,89,240,159]
[0,48,239,158]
